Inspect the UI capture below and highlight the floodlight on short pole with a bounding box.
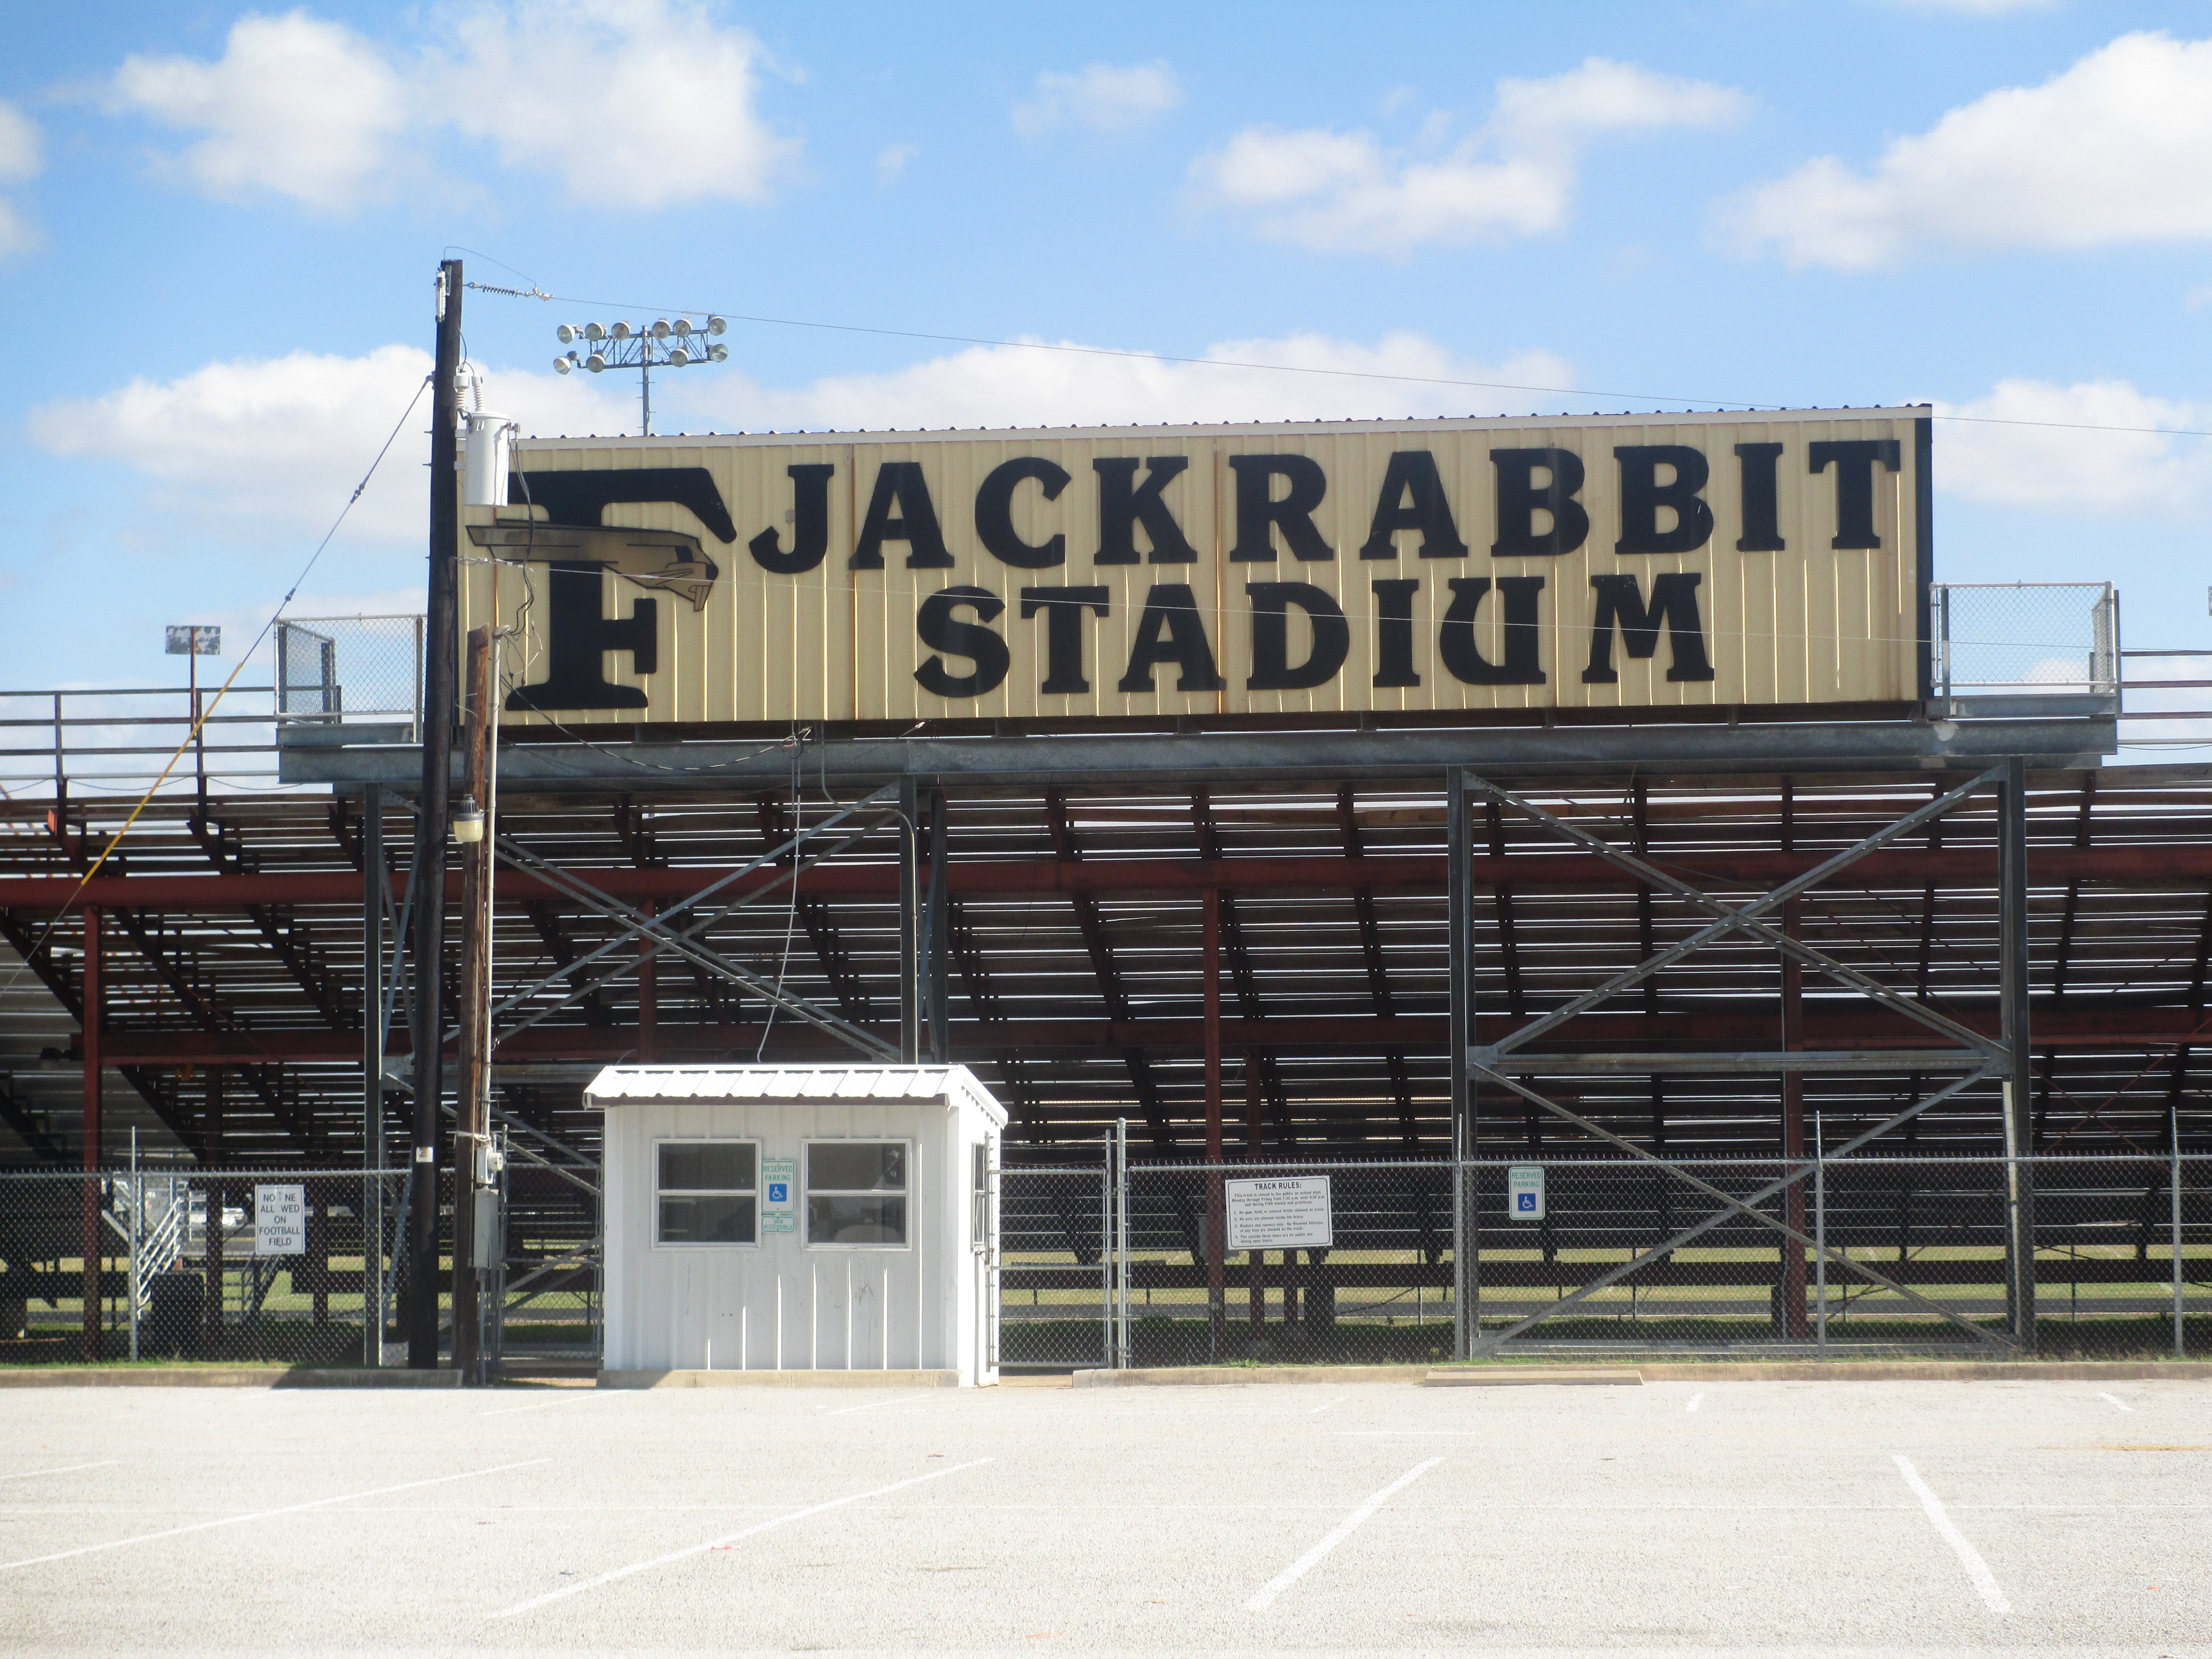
[165,625,221,792]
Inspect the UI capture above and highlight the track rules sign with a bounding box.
[1224,1176,1334,1251]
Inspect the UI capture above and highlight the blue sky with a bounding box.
[1,0,2208,714]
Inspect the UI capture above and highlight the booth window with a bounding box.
[805,1142,908,1247]
[656,1142,758,1246]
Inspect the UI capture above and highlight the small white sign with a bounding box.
[1507,1165,1546,1222]
[1224,1176,1333,1252]
[761,1158,796,1235]
[254,1184,307,1256]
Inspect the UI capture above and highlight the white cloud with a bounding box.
[1932,378,2212,514]
[97,1,795,213]
[1720,32,2212,269]
[0,96,45,259]
[434,0,794,207]
[107,12,409,213]
[670,331,1578,433]
[1013,61,1182,137]
[0,98,42,185]
[876,141,919,185]
[1192,59,1747,254]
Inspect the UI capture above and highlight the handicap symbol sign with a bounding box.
[1516,1192,1537,1212]
[768,1182,789,1203]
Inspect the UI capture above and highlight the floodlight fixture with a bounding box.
[550,311,735,435]
[451,796,486,843]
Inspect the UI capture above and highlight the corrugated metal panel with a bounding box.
[461,408,1926,726]
[588,1063,1002,1117]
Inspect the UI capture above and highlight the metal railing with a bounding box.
[0,684,283,797]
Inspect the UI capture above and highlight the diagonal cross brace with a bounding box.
[491,836,895,1058]
[1467,769,2005,1062]
[1468,1062,2014,1351]
[484,790,902,1058]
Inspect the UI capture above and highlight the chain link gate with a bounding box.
[998,1151,1112,1370]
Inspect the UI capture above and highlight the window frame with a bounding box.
[801,1137,914,1251]
[651,1137,762,1250]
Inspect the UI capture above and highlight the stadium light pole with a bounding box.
[554,315,729,436]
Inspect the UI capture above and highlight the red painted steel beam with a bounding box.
[1,845,2210,911]
[95,1004,2212,1066]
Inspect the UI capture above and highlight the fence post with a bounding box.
[2175,1103,2186,1359]
[128,1128,141,1363]
[1998,757,2037,1350]
[1112,1119,1128,1370]
[1813,1117,1827,1357]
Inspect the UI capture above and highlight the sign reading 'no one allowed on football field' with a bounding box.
[254,1183,307,1256]
[1224,1176,1334,1252]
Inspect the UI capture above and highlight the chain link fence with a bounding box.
[1932,582,2118,697]
[0,1170,414,1365]
[1009,1149,2209,1369]
[275,615,423,733]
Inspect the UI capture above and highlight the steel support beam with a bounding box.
[280,714,2119,790]
[1447,769,1472,1360]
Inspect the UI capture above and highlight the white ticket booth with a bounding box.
[589,1065,1005,1385]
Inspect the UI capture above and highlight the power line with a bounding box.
[464,281,2212,441]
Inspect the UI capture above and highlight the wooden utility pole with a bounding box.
[452,625,493,1382]
[408,259,462,1369]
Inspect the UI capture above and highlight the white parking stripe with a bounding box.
[2095,1392,2133,1413]
[1685,1393,1704,1413]
[0,1459,548,1572]
[1892,1455,2010,1614]
[0,1461,119,1481]
[818,1394,925,1417]
[1309,1398,1341,1414]
[1245,1458,1441,1611]
[493,1456,994,1618]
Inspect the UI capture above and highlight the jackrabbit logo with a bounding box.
[471,467,733,710]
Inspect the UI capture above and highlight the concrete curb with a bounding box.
[1074,1359,2212,1386]
[0,1367,464,1388]
[1426,1367,1642,1386]
[1071,1365,1427,1386]
[597,1368,964,1389]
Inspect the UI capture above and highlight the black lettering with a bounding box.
[851,461,951,569]
[1733,442,1784,552]
[1116,584,1225,693]
[1245,583,1349,691]
[1439,576,1546,685]
[1613,445,1713,555]
[1228,454,1333,562]
[1808,438,1901,550]
[513,466,736,543]
[974,457,1070,569]
[505,562,655,710]
[1019,587,1110,694]
[1489,448,1589,557]
[1371,578,1420,688]
[747,463,836,574]
[1583,573,1714,684]
[1358,450,1467,560]
[914,586,1010,698]
[1093,457,1197,564]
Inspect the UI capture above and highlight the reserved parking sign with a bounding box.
[1506,1165,1546,1222]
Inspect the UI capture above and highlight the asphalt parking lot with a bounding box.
[0,1376,2206,1656]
